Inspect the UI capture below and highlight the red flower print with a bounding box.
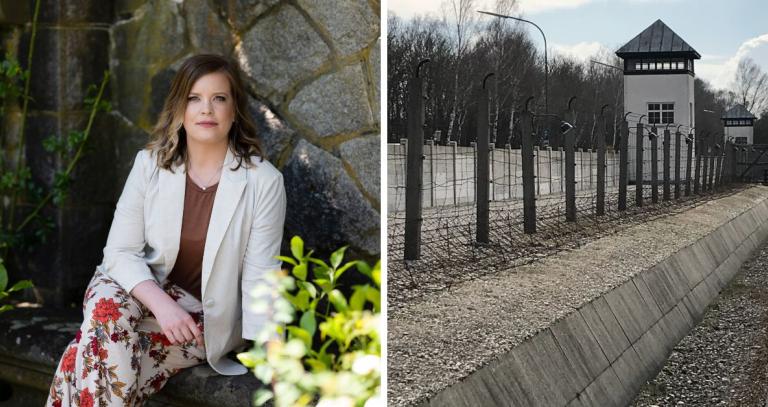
[79,388,94,407]
[61,346,77,373]
[75,330,82,343]
[90,337,100,357]
[52,400,62,407]
[92,298,122,324]
[110,332,120,342]
[97,347,109,360]
[149,373,166,392]
[150,332,171,347]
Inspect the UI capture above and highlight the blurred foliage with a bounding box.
[238,236,381,407]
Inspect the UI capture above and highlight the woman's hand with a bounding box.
[152,300,204,346]
[130,279,204,347]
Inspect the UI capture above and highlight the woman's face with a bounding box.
[182,71,235,147]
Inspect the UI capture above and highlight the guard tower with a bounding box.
[722,104,756,145]
[616,19,701,181]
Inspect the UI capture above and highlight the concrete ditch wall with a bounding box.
[422,189,768,406]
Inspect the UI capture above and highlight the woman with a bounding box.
[46,54,286,406]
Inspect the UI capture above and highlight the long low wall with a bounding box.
[388,186,768,407]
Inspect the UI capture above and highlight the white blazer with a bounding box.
[97,147,286,376]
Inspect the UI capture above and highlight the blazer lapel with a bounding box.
[201,149,247,297]
[158,160,187,272]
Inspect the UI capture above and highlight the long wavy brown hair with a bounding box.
[147,54,265,171]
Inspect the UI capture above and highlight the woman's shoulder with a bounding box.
[243,155,282,182]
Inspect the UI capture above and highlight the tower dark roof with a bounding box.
[722,104,756,119]
[616,19,700,59]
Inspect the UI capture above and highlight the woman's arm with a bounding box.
[242,171,287,341]
[102,150,157,293]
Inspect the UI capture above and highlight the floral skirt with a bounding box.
[46,270,207,407]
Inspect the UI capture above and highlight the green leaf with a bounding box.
[356,261,372,279]
[328,289,348,313]
[329,245,347,269]
[333,260,358,281]
[275,255,297,266]
[294,290,310,311]
[8,279,33,292]
[253,389,274,406]
[0,259,7,292]
[0,304,13,314]
[304,357,328,372]
[292,262,307,281]
[290,236,303,260]
[308,258,330,275]
[299,311,316,336]
[236,351,259,368]
[350,286,367,311]
[286,326,312,349]
[297,281,317,298]
[313,279,333,294]
[366,287,381,312]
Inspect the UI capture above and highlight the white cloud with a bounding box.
[551,41,612,63]
[517,0,593,14]
[697,33,768,90]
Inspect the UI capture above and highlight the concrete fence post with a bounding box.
[686,135,693,196]
[674,131,681,199]
[707,148,716,191]
[565,123,576,221]
[694,141,702,195]
[700,144,708,195]
[476,80,490,244]
[636,122,644,207]
[663,128,671,201]
[651,126,659,204]
[404,66,427,260]
[426,139,435,207]
[619,120,629,210]
[451,141,458,205]
[596,107,608,216]
[520,109,536,233]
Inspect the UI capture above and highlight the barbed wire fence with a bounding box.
[388,62,764,311]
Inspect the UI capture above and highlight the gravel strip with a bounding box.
[631,238,768,406]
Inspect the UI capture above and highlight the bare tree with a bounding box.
[442,0,477,142]
[733,57,768,116]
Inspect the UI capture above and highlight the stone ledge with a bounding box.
[0,307,262,406]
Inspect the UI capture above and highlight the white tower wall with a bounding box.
[724,126,753,145]
[624,73,695,182]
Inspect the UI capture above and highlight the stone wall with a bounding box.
[0,0,380,306]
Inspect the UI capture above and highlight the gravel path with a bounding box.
[632,242,768,406]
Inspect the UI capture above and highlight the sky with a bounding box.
[387,0,768,92]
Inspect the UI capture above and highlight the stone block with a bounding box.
[296,0,379,56]
[38,0,112,24]
[240,4,329,95]
[612,346,650,397]
[339,134,380,201]
[632,276,663,321]
[288,63,374,138]
[579,366,628,407]
[112,0,187,67]
[369,37,380,115]
[248,97,295,163]
[283,139,379,256]
[184,0,234,55]
[549,312,609,390]
[578,299,629,363]
[604,281,655,343]
[215,0,279,33]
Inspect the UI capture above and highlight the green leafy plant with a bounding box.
[0,258,32,313]
[237,236,381,407]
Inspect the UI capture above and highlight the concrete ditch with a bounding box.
[389,186,768,407]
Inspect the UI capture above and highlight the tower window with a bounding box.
[648,102,674,124]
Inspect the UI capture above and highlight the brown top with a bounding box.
[167,172,219,301]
